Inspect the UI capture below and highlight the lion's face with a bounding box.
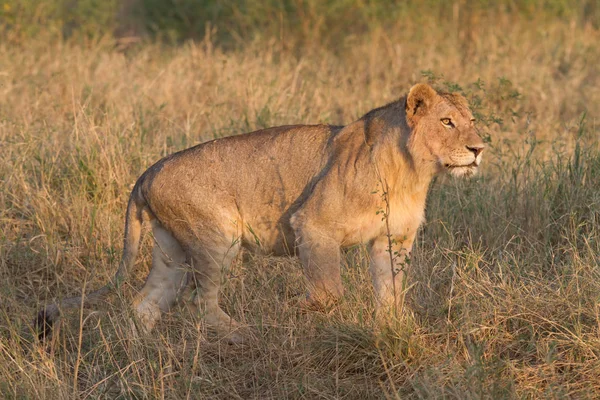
[405,84,485,178]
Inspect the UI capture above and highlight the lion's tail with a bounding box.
[36,183,147,339]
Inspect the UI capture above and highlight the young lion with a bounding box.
[37,83,484,343]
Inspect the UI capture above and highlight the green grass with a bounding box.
[1,0,599,43]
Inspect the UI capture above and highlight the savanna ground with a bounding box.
[1,1,600,398]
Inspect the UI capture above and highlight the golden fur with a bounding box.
[37,83,484,343]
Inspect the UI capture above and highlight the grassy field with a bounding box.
[1,6,600,399]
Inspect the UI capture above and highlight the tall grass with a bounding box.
[1,8,600,399]
[1,0,599,43]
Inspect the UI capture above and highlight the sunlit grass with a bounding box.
[1,14,599,398]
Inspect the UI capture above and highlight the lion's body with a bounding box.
[37,84,484,343]
[142,124,338,256]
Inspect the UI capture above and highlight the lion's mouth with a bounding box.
[445,161,478,169]
[444,161,480,178]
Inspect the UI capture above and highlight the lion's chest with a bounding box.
[386,196,426,238]
[342,192,427,245]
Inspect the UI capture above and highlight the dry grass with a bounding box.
[1,14,600,399]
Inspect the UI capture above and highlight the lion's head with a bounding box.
[405,83,485,177]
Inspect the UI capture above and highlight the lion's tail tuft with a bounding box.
[35,183,147,340]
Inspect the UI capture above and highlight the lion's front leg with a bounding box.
[368,233,415,315]
[294,223,344,307]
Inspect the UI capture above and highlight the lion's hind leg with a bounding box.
[186,238,245,343]
[132,222,188,332]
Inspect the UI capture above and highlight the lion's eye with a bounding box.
[441,118,454,127]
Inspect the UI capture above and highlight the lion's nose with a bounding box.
[466,145,484,157]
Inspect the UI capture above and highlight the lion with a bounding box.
[36,83,484,343]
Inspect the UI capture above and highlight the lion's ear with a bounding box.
[405,83,437,127]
